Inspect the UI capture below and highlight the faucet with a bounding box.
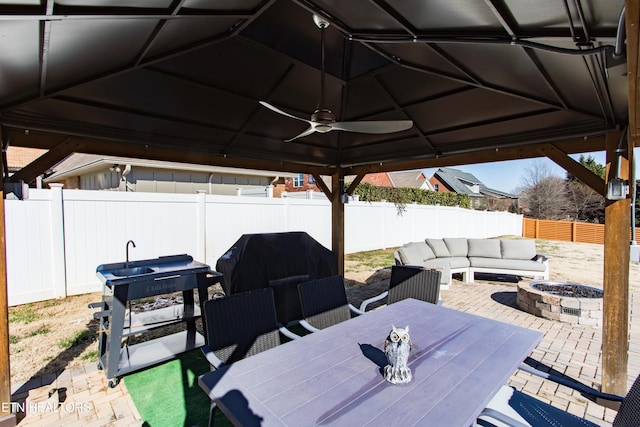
[125,240,136,267]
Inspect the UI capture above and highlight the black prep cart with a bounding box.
[91,254,222,387]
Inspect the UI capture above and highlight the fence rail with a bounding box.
[5,188,523,306]
[523,217,640,244]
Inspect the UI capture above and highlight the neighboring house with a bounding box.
[429,167,518,211]
[284,173,320,193]
[44,153,295,196]
[384,171,432,190]
[6,147,48,186]
[284,170,432,193]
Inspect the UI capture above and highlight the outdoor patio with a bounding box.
[10,275,639,426]
[0,1,637,425]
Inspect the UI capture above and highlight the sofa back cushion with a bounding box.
[396,242,436,265]
[500,239,537,260]
[426,238,451,257]
[444,238,468,257]
[467,238,501,258]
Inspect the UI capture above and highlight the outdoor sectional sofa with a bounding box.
[394,238,549,290]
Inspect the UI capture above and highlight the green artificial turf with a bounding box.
[123,349,231,427]
[124,326,308,426]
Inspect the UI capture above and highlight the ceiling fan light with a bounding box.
[314,124,332,133]
[313,15,330,29]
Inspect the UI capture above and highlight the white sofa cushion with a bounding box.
[444,238,468,257]
[468,257,547,272]
[467,238,501,258]
[424,257,470,269]
[416,260,451,285]
[426,238,451,257]
[500,239,537,260]
[396,242,436,265]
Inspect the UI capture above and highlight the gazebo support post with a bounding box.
[331,168,345,276]
[602,131,632,395]
[0,140,15,426]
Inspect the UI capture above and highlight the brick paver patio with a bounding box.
[11,278,639,426]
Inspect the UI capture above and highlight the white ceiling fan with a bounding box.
[260,15,413,143]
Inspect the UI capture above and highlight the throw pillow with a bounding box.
[425,238,451,257]
[467,238,501,258]
[500,239,537,260]
[443,238,468,257]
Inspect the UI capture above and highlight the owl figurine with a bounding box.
[383,325,412,384]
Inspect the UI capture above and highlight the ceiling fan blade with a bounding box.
[331,120,413,134]
[284,126,317,142]
[259,101,311,124]
[264,18,413,143]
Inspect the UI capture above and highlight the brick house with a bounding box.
[6,147,48,186]
[284,170,432,193]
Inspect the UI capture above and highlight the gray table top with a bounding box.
[199,298,542,426]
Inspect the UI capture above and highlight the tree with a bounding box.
[565,180,604,223]
[564,155,605,223]
[519,156,607,222]
[517,160,569,220]
[566,154,606,181]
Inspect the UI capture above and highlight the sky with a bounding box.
[423,149,639,195]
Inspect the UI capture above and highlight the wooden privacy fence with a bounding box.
[523,217,640,244]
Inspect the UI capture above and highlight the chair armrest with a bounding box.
[201,344,225,370]
[298,319,321,333]
[477,408,530,427]
[359,291,389,312]
[278,323,301,340]
[518,363,624,402]
[348,303,366,316]
[533,253,550,263]
[88,301,105,309]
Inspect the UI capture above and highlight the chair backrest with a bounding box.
[202,288,281,365]
[387,265,441,305]
[613,374,640,427]
[297,275,351,330]
[268,274,310,325]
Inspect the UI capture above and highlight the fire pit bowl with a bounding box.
[531,282,604,298]
[517,281,603,326]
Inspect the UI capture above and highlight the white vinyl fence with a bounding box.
[4,187,523,306]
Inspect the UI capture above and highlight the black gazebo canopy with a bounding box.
[0,0,632,177]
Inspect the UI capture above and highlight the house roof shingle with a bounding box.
[434,167,517,199]
[387,171,429,189]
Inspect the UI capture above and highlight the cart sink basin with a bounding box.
[111,266,155,277]
[97,254,212,286]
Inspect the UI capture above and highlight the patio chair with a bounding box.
[201,287,294,368]
[200,288,293,426]
[359,265,442,312]
[268,274,310,339]
[477,363,640,427]
[297,275,365,333]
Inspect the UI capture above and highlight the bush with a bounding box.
[352,183,471,211]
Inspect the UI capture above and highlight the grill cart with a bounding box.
[92,254,222,387]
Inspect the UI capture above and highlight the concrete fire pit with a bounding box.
[516,281,603,326]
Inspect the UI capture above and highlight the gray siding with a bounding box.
[80,167,271,194]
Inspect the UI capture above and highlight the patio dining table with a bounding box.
[198,298,542,426]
